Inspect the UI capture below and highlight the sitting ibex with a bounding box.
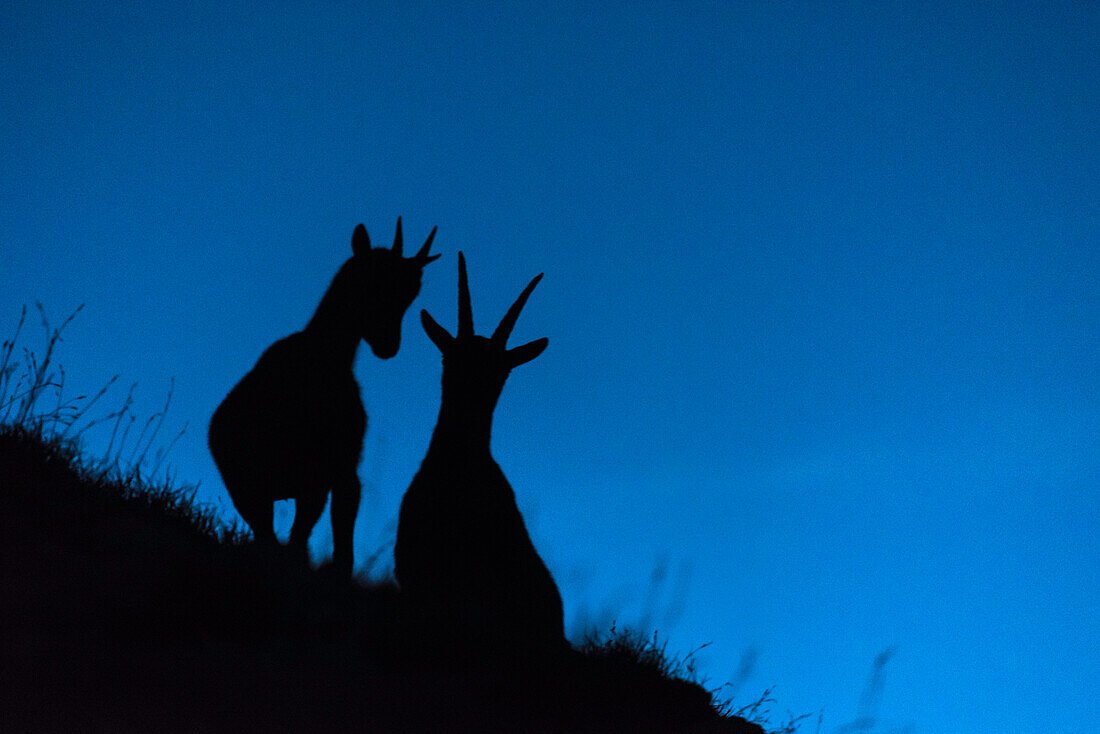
[209,219,439,575]
[395,252,565,647]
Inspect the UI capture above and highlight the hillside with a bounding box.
[1,426,768,733]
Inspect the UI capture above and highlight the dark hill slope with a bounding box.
[0,427,763,733]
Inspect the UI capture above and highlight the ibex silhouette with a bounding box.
[395,252,565,647]
[209,219,439,575]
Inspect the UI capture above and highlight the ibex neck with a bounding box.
[303,261,361,369]
[426,393,499,460]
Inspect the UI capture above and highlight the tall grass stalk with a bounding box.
[0,304,185,486]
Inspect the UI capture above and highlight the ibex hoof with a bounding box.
[318,557,354,581]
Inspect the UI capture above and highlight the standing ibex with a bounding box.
[209,219,439,576]
[395,252,565,647]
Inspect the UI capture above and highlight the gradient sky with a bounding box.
[3,2,1097,731]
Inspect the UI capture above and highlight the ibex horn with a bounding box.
[392,216,404,255]
[457,252,474,338]
[493,272,543,345]
[415,226,439,262]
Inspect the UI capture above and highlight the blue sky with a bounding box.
[2,2,1097,731]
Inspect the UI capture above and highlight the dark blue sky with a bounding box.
[3,2,1097,731]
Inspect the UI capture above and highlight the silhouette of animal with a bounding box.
[395,252,565,647]
[209,219,439,575]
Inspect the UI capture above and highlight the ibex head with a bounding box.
[349,217,440,359]
[420,252,547,404]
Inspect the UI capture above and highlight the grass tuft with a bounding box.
[0,303,189,489]
[579,621,707,687]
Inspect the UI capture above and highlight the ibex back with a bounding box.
[209,219,439,576]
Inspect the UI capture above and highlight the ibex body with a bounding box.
[395,253,565,647]
[209,219,439,575]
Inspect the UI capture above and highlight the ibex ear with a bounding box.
[421,309,454,352]
[351,224,371,257]
[507,337,548,368]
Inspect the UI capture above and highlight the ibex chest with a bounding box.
[220,336,367,444]
[405,460,521,522]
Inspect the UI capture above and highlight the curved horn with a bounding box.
[492,272,543,345]
[457,252,474,338]
[415,225,439,262]
[392,216,404,255]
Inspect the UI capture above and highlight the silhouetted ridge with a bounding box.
[2,426,766,733]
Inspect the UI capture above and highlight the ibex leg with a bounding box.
[288,490,328,564]
[330,471,361,576]
[234,493,276,545]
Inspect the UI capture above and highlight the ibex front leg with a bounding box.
[329,471,361,576]
[235,489,277,546]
